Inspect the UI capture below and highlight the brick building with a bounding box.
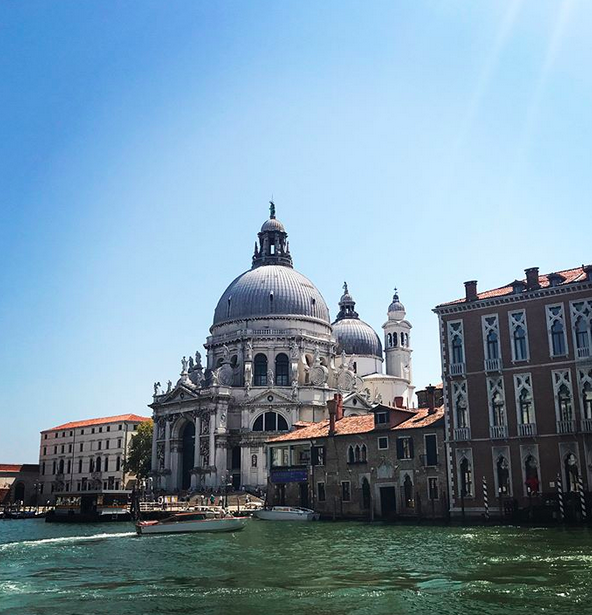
[0,464,40,508]
[265,391,446,519]
[434,265,592,520]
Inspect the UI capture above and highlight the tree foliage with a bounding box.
[124,419,153,479]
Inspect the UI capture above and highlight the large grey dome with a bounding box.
[333,318,383,357]
[213,265,330,326]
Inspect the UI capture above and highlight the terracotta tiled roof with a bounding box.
[268,407,445,443]
[0,464,23,472]
[392,406,445,429]
[47,414,151,432]
[268,415,376,442]
[438,266,589,307]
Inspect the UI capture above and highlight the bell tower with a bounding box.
[382,289,412,382]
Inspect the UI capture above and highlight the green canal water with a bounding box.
[1,520,591,615]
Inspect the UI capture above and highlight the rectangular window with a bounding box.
[104,458,109,472]
[425,434,438,466]
[375,412,388,425]
[99,427,102,433]
[53,446,57,454]
[92,428,95,434]
[61,445,64,454]
[43,446,46,456]
[81,429,84,435]
[119,425,122,430]
[428,478,439,500]
[107,426,110,432]
[98,441,102,451]
[79,459,83,473]
[106,440,110,449]
[44,434,47,440]
[317,482,326,502]
[377,436,389,450]
[396,437,414,460]
[509,310,529,362]
[117,439,122,448]
[68,444,72,453]
[312,446,325,466]
[52,461,56,474]
[341,481,351,502]
[67,460,71,474]
[41,462,45,475]
[80,442,83,452]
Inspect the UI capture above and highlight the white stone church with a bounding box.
[149,205,414,492]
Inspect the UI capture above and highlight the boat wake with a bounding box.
[0,531,136,551]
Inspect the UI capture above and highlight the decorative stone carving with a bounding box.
[153,382,161,396]
[188,356,194,370]
[310,365,328,387]
[267,367,274,387]
[200,413,210,436]
[245,340,253,361]
[199,439,210,466]
[222,344,230,363]
[290,340,300,360]
[157,443,165,470]
[157,419,166,440]
[181,356,188,373]
[291,380,299,399]
[337,370,355,392]
[218,364,233,386]
[166,380,172,394]
[195,351,202,369]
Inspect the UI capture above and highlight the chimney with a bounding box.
[426,384,436,415]
[583,264,592,282]
[525,267,540,291]
[327,393,342,436]
[394,396,404,409]
[464,280,478,302]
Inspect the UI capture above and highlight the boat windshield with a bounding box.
[162,513,208,523]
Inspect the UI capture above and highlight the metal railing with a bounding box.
[518,422,537,437]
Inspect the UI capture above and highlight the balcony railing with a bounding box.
[454,427,471,441]
[581,418,592,432]
[489,425,508,439]
[556,419,576,434]
[518,422,537,437]
[577,346,591,360]
[449,362,466,377]
[484,358,502,372]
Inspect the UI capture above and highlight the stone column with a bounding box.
[209,412,216,470]
[151,419,158,473]
[164,418,172,491]
[191,413,201,489]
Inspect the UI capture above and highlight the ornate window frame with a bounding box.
[451,379,470,430]
[552,369,574,424]
[577,366,592,422]
[491,445,513,497]
[447,320,465,368]
[482,314,501,362]
[508,309,530,362]
[513,373,536,428]
[486,376,507,429]
[546,303,568,358]
[570,299,592,358]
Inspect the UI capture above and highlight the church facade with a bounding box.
[149,205,415,492]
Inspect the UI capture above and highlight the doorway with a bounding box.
[380,486,396,519]
[299,482,309,508]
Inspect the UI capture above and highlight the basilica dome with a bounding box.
[332,283,382,358]
[212,205,330,327]
[213,265,330,326]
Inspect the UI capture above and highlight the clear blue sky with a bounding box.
[1,0,590,463]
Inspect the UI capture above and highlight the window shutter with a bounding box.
[408,438,414,459]
[396,438,404,459]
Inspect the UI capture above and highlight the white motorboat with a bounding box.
[136,509,247,535]
[253,506,319,521]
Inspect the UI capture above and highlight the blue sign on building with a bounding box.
[270,468,308,483]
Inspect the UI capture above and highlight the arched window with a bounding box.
[275,353,289,386]
[361,444,367,462]
[519,389,533,424]
[513,326,527,361]
[486,330,499,360]
[551,320,566,356]
[393,333,398,347]
[404,333,409,347]
[564,453,579,492]
[456,399,468,429]
[89,458,94,473]
[452,336,464,364]
[491,391,505,427]
[575,317,589,350]
[78,459,83,473]
[404,474,414,507]
[558,384,573,421]
[355,445,361,462]
[104,457,109,472]
[116,457,121,471]
[583,383,592,420]
[96,457,102,472]
[253,411,288,432]
[58,459,64,474]
[400,332,405,347]
[496,456,510,495]
[460,458,472,497]
[347,446,355,464]
[254,354,268,386]
[524,455,539,494]
[387,333,392,347]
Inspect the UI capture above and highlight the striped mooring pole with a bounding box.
[556,473,565,521]
[482,476,489,521]
[577,475,587,521]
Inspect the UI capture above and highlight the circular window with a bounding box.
[352,398,357,406]
[267,395,274,402]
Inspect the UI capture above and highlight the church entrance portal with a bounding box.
[181,422,195,490]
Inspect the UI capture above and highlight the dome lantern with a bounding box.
[252,201,293,269]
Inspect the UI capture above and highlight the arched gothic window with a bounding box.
[275,353,289,386]
[558,384,573,421]
[387,333,392,347]
[347,446,355,464]
[551,320,566,356]
[496,456,510,495]
[460,457,473,497]
[400,332,405,347]
[253,411,288,432]
[96,457,102,472]
[254,354,268,386]
[58,459,64,474]
[354,445,361,462]
[486,330,499,360]
[361,444,367,462]
[393,333,398,347]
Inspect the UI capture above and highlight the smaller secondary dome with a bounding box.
[332,282,382,358]
[333,318,383,358]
